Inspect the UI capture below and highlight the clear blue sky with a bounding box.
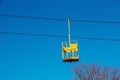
[0,0,120,80]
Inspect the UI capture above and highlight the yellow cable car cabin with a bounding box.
[62,18,79,62]
[62,41,79,62]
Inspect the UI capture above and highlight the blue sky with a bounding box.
[0,0,120,80]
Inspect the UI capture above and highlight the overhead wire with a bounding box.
[0,14,66,21]
[1,14,120,24]
[0,31,120,41]
[0,14,120,41]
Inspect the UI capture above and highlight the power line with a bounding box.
[0,31,120,41]
[1,14,120,24]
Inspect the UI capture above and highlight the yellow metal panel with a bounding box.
[70,44,78,49]
[62,44,78,52]
[70,44,78,52]
[62,47,71,52]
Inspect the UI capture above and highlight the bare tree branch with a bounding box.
[73,63,120,80]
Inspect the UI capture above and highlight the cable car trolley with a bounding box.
[62,18,79,62]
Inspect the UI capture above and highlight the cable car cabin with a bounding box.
[62,41,79,62]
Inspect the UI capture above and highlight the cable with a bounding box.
[0,14,66,21]
[71,20,120,24]
[1,14,120,41]
[0,31,120,41]
[0,31,66,38]
[0,14,120,24]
